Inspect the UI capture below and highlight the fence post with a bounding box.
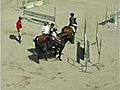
[84,19,86,49]
[105,6,108,20]
[98,39,102,64]
[84,19,88,72]
[54,7,56,24]
[96,21,99,44]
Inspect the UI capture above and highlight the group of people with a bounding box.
[16,13,77,44]
[41,21,60,42]
[41,12,77,41]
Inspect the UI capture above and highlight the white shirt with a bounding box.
[42,25,50,34]
[51,31,57,40]
[52,31,57,37]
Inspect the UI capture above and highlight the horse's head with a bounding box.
[68,35,74,44]
[61,26,75,44]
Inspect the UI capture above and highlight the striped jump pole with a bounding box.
[96,21,102,64]
[98,39,102,64]
[84,19,88,72]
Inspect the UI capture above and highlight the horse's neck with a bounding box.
[62,39,68,44]
[58,33,69,39]
[61,35,71,44]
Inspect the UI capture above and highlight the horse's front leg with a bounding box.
[57,52,62,61]
[44,43,48,61]
[57,47,64,61]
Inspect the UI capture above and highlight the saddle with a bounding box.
[37,35,47,44]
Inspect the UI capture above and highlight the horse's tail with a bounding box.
[34,36,39,49]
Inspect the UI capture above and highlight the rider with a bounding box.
[49,23,55,35]
[52,28,61,41]
[69,13,77,33]
[50,23,61,41]
[42,21,50,36]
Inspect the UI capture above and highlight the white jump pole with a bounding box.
[84,19,88,72]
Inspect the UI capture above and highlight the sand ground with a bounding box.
[1,0,120,90]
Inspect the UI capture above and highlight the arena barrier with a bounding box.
[99,6,120,30]
[68,19,100,72]
[17,0,49,9]
[23,7,56,23]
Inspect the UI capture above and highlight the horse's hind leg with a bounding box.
[44,43,48,61]
[35,49,40,64]
[44,52,48,61]
[53,48,58,58]
[57,55,62,61]
[36,56,40,64]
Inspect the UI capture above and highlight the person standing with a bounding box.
[16,17,22,44]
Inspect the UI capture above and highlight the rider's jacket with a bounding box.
[42,25,50,35]
[16,19,22,32]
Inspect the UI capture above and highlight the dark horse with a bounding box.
[34,26,75,61]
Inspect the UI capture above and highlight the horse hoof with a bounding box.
[61,53,64,55]
[34,52,37,55]
[53,55,56,58]
[45,58,48,61]
[35,60,40,64]
[59,58,62,61]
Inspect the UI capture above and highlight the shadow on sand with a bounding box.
[9,34,19,43]
[27,48,55,64]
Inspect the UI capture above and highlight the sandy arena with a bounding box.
[1,0,119,90]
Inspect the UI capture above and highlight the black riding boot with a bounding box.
[18,35,21,44]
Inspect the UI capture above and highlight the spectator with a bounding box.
[16,17,22,44]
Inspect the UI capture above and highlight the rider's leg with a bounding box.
[18,31,21,43]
